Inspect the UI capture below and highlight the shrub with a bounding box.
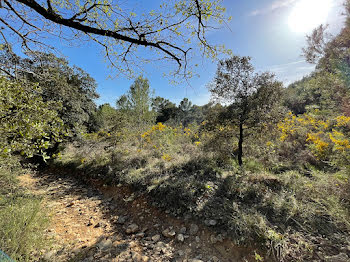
[0,77,66,161]
[276,111,350,170]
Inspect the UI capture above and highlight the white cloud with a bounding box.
[261,60,315,86]
[249,0,297,16]
[269,60,305,69]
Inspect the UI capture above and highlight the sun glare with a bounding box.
[288,0,332,33]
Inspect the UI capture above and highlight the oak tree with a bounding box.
[0,48,99,135]
[209,56,283,166]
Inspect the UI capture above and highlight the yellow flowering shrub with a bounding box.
[306,132,330,158]
[336,115,350,127]
[277,112,298,141]
[266,141,273,147]
[278,112,329,142]
[329,130,350,151]
[278,112,350,162]
[140,123,201,160]
[161,153,172,161]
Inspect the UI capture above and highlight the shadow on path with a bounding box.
[28,166,256,262]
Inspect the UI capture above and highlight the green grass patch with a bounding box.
[0,158,49,261]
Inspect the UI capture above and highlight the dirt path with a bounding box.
[19,170,255,262]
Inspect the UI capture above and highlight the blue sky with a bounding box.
[50,0,346,106]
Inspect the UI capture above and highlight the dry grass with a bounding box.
[54,127,350,261]
[0,158,49,261]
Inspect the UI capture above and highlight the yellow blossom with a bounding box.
[336,115,350,127]
[329,130,350,151]
[162,153,172,161]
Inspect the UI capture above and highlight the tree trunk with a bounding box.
[238,122,243,166]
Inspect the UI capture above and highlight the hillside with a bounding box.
[1,0,350,261]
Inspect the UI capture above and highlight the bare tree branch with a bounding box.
[15,0,185,65]
[1,0,231,79]
[3,0,39,30]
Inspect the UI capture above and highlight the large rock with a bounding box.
[179,227,187,234]
[211,256,220,262]
[135,232,145,238]
[177,233,185,242]
[209,219,217,226]
[162,228,176,238]
[177,250,185,256]
[189,224,199,235]
[216,234,224,242]
[97,239,112,250]
[126,224,139,234]
[205,219,217,226]
[152,234,161,242]
[210,235,218,244]
[131,251,142,262]
[131,252,149,262]
[117,216,127,224]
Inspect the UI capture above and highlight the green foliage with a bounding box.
[2,2,350,262]
[116,76,155,131]
[298,1,350,117]
[0,158,49,261]
[152,96,213,126]
[152,96,179,123]
[285,71,349,115]
[209,55,283,166]
[56,132,350,261]
[178,98,193,124]
[176,98,208,126]
[0,77,66,160]
[210,56,283,127]
[141,122,200,159]
[90,103,121,132]
[0,49,99,136]
[254,252,264,261]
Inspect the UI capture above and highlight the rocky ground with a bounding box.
[18,169,256,262]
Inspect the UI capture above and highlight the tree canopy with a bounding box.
[116,76,155,130]
[1,0,231,78]
[209,56,283,166]
[0,47,99,135]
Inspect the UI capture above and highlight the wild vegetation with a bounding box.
[1,0,350,261]
[0,157,49,261]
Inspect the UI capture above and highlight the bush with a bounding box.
[277,111,350,169]
[0,77,66,161]
[55,115,350,261]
